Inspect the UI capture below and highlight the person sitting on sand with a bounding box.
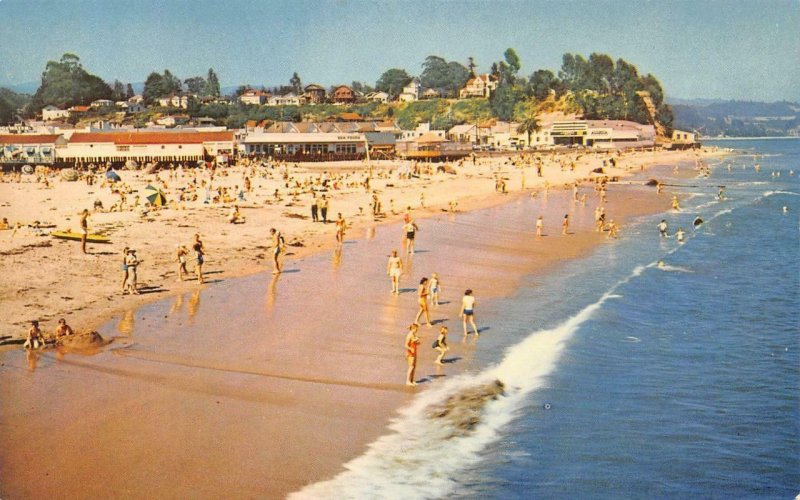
[54,318,74,339]
[460,289,479,336]
[0,217,9,230]
[24,320,44,349]
[387,250,403,294]
[228,205,242,224]
[433,326,449,365]
[405,323,421,386]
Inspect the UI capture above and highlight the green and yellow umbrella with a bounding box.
[144,184,167,207]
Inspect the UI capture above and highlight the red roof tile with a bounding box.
[0,134,61,144]
[68,131,234,145]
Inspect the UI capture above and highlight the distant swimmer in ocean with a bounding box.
[433,326,449,365]
[405,323,421,386]
[658,219,669,237]
[693,217,704,227]
[657,260,666,269]
[717,187,726,200]
[460,289,479,336]
[386,250,403,294]
[676,228,686,243]
[671,195,681,211]
[414,277,433,327]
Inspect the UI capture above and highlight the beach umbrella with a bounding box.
[60,168,79,181]
[21,165,34,175]
[106,170,122,182]
[143,184,167,206]
[125,160,138,170]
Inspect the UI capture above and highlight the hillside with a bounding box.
[671,99,800,137]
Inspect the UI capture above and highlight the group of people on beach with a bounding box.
[23,318,75,349]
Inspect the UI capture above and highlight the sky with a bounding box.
[0,0,798,102]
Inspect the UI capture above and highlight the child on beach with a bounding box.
[405,323,421,386]
[387,250,403,294]
[124,249,140,294]
[193,234,205,284]
[177,245,188,281]
[433,326,449,365]
[536,215,544,237]
[54,318,74,339]
[562,214,570,235]
[460,289,479,336]
[24,320,44,349]
[428,273,441,306]
[414,277,432,327]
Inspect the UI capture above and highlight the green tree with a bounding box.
[0,97,13,125]
[143,70,181,104]
[289,72,302,94]
[205,68,221,97]
[529,69,557,100]
[126,83,135,99]
[375,68,412,98]
[112,80,126,101]
[489,84,522,121]
[184,76,206,94]
[420,56,469,96]
[516,113,541,145]
[468,57,477,77]
[29,53,113,113]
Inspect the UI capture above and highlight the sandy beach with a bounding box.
[0,148,725,498]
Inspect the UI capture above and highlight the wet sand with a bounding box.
[0,173,678,498]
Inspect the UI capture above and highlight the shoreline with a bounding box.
[0,148,730,498]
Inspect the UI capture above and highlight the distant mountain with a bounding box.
[0,81,39,94]
[671,99,800,137]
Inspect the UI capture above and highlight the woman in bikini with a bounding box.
[414,277,432,327]
[405,323,421,386]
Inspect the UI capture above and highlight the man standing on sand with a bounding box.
[319,194,329,223]
[270,228,286,274]
[79,209,89,254]
[310,192,319,222]
[403,218,419,255]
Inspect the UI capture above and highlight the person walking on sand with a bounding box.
[403,218,419,255]
[319,194,329,223]
[429,272,441,306]
[433,326,449,365]
[387,250,403,294]
[120,246,130,293]
[124,249,140,294]
[79,208,89,254]
[193,233,205,284]
[405,323,421,386]
[335,213,346,244]
[310,192,319,222]
[460,289,479,336]
[536,215,544,237]
[414,277,433,327]
[270,228,286,274]
[177,245,189,281]
[562,214,570,235]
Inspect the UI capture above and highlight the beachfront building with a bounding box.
[242,131,367,160]
[41,106,70,122]
[303,84,326,104]
[670,129,698,148]
[239,89,269,106]
[58,130,235,164]
[459,74,498,99]
[549,120,656,149]
[395,132,472,160]
[0,134,63,165]
[331,85,356,104]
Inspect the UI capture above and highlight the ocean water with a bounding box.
[293,140,800,499]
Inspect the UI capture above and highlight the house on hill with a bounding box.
[42,105,70,121]
[303,84,326,104]
[398,79,420,102]
[331,85,356,104]
[239,89,269,106]
[365,91,389,103]
[459,74,498,99]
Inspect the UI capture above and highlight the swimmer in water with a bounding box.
[676,228,686,242]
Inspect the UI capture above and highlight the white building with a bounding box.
[0,134,63,164]
[239,89,269,106]
[42,105,70,121]
[267,93,303,106]
[365,91,389,103]
[398,79,420,102]
[242,132,367,157]
[59,131,235,163]
[549,120,656,149]
[459,74,498,99]
[90,99,114,108]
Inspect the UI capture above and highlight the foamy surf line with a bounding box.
[289,266,647,500]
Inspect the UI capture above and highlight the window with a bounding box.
[335,144,356,154]
[116,145,130,152]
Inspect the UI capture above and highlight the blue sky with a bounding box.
[0,0,797,101]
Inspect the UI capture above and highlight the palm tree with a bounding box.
[517,114,541,147]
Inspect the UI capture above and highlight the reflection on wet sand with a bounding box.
[168,293,184,316]
[332,245,342,270]
[26,349,39,371]
[117,309,135,336]
[265,273,280,311]
[187,289,201,319]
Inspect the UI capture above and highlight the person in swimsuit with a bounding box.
[561,214,570,235]
[405,323,421,386]
[414,277,432,327]
[403,219,419,255]
[120,246,130,293]
[193,233,205,284]
[676,228,686,243]
[429,272,441,306]
[387,250,403,294]
[433,326,449,365]
[79,208,89,254]
[54,318,74,339]
[658,219,668,237]
[335,213,346,244]
[270,228,286,274]
[24,320,44,349]
[124,249,140,294]
[460,289,479,336]
[177,245,188,281]
[536,215,544,237]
